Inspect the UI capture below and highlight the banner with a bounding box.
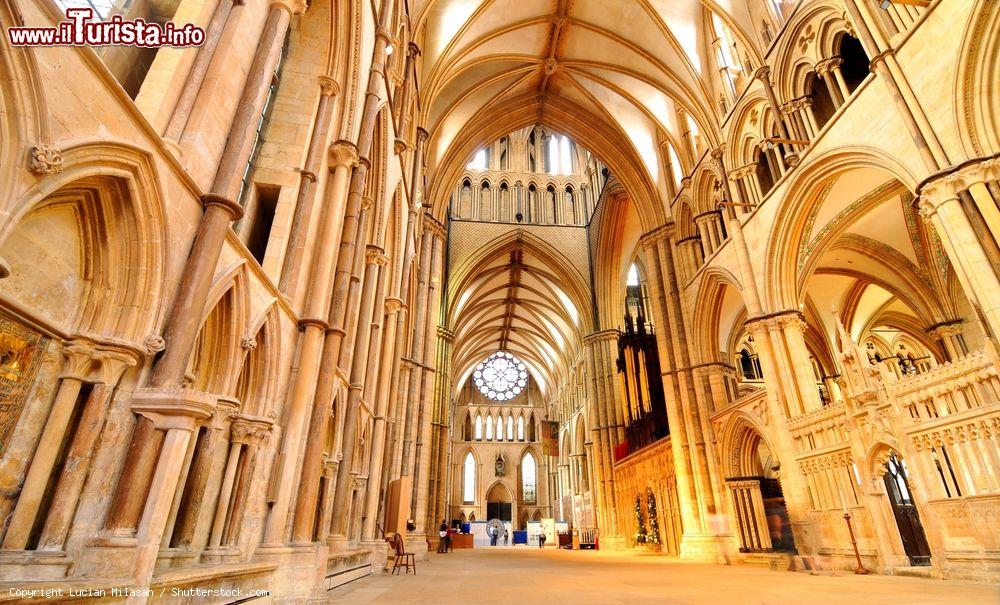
[541,419,559,456]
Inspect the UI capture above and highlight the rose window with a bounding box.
[472,351,528,401]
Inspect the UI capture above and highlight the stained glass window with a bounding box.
[464,453,476,503]
[522,453,537,503]
[472,351,528,401]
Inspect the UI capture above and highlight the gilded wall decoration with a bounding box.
[0,311,49,455]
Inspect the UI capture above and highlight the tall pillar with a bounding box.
[280,76,342,297]
[125,391,215,592]
[919,163,1000,347]
[412,222,446,537]
[744,316,818,555]
[329,247,390,544]
[267,142,358,545]
[645,230,720,544]
[163,0,244,142]
[754,66,799,166]
[4,344,134,549]
[210,0,306,202]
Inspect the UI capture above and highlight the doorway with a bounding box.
[883,453,931,566]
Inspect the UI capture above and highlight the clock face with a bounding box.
[473,351,529,401]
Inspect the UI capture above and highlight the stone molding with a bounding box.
[130,387,216,431]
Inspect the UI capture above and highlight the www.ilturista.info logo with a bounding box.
[7,8,205,48]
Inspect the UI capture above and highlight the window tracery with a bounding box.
[473,351,528,401]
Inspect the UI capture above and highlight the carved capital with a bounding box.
[230,415,272,445]
[130,387,216,431]
[753,65,772,82]
[318,75,340,97]
[269,0,306,15]
[329,140,360,169]
[28,144,63,175]
[241,336,258,350]
[365,245,389,266]
[384,297,404,314]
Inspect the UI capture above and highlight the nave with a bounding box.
[330,548,997,605]
[0,0,998,601]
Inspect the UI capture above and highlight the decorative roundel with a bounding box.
[472,351,528,401]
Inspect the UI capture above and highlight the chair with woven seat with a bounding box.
[391,533,416,575]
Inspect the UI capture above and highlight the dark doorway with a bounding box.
[487,502,512,522]
[883,453,932,566]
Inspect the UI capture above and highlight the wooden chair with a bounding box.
[391,533,416,575]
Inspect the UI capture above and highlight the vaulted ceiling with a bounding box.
[447,229,592,397]
[414,0,764,219]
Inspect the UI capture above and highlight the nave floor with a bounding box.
[329,547,999,604]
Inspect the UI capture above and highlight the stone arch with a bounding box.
[426,94,666,232]
[485,480,513,503]
[234,303,282,418]
[770,0,855,100]
[188,264,250,395]
[722,92,769,172]
[691,267,746,365]
[956,0,1000,156]
[719,411,774,478]
[1,142,167,337]
[763,148,920,312]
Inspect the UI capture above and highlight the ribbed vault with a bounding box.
[416,0,764,226]
[447,230,593,397]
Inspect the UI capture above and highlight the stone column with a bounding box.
[711,149,764,317]
[164,0,245,142]
[777,313,824,413]
[743,317,817,555]
[400,228,434,477]
[754,66,799,165]
[205,417,270,553]
[5,343,135,549]
[165,396,241,551]
[395,43,420,135]
[919,164,1000,346]
[842,0,949,172]
[126,390,214,591]
[412,223,446,537]
[149,195,243,390]
[329,247,389,545]
[583,335,613,536]
[279,76,342,296]
[360,297,403,541]
[211,0,306,202]
[36,348,133,550]
[644,230,719,547]
[265,142,358,545]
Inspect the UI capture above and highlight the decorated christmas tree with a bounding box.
[647,491,661,545]
[633,496,648,544]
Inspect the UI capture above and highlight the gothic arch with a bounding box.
[955,0,1000,156]
[719,411,773,478]
[691,267,746,365]
[763,148,920,312]
[426,94,667,232]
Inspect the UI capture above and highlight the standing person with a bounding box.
[503,528,509,546]
[447,524,454,552]
[438,520,448,553]
[538,531,546,549]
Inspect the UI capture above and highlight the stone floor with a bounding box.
[329,547,1000,604]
